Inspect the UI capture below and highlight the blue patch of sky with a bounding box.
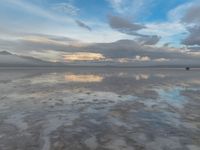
[136,0,190,23]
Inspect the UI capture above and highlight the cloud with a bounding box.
[182,26,200,46]
[182,3,200,23]
[107,0,123,13]
[88,39,188,60]
[108,15,160,45]
[75,20,92,31]
[22,34,77,45]
[168,1,200,24]
[163,43,170,47]
[186,46,200,52]
[135,55,151,61]
[107,0,155,19]
[108,15,145,35]
[137,35,161,45]
[52,2,79,16]
[0,36,184,59]
[180,1,200,46]
[1,0,74,23]
[64,52,105,61]
[168,2,194,21]
[0,33,200,66]
[0,33,84,54]
[30,50,66,62]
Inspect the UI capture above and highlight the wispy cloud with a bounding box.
[75,20,92,31]
[168,1,194,21]
[137,35,161,45]
[1,0,74,23]
[107,0,155,19]
[107,0,123,13]
[108,15,160,45]
[108,15,145,34]
[51,2,79,16]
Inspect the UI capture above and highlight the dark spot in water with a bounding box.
[0,96,7,100]
[78,98,84,101]
[93,99,99,102]
[107,100,115,104]
[57,99,64,102]
[50,105,54,108]
[94,107,106,110]
[55,102,63,106]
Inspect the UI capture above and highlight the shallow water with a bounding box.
[0,68,200,150]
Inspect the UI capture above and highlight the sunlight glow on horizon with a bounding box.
[64,52,105,61]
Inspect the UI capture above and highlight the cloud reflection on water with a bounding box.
[64,73,104,83]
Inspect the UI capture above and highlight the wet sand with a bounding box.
[0,68,200,150]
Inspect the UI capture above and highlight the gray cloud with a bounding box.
[75,20,92,31]
[181,2,200,46]
[0,33,80,53]
[187,46,200,52]
[108,15,160,45]
[89,40,190,60]
[182,4,200,23]
[31,33,77,42]
[137,35,161,45]
[108,15,145,35]
[0,33,199,66]
[163,43,170,47]
[182,26,200,46]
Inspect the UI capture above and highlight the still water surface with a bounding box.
[0,68,200,150]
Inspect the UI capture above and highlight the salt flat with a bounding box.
[0,68,200,150]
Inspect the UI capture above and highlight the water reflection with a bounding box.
[1,68,200,95]
[155,74,166,78]
[155,87,187,108]
[135,74,149,80]
[0,68,200,150]
[64,73,104,82]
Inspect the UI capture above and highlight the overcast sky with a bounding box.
[0,0,200,66]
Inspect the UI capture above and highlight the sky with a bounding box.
[0,0,200,66]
